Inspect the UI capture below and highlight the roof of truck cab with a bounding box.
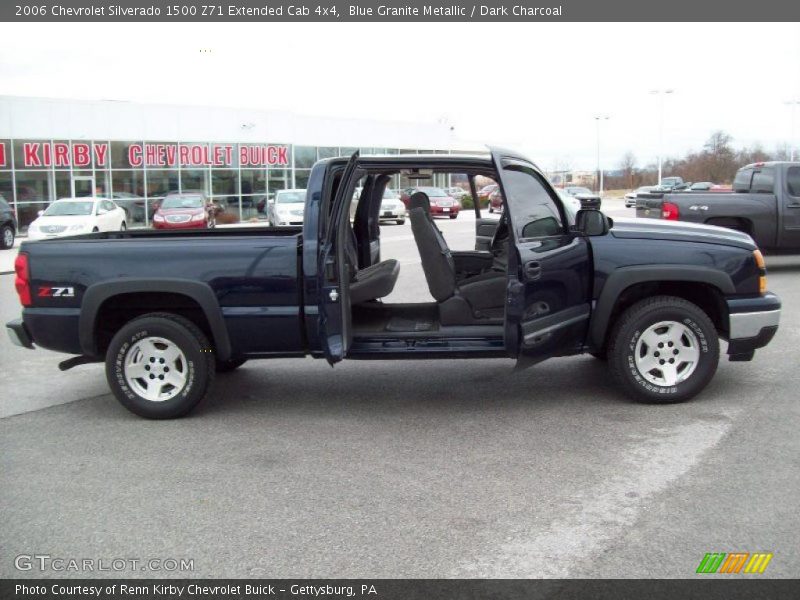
[321,153,493,165]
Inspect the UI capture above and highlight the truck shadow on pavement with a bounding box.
[192,356,665,419]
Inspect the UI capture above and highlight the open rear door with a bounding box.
[318,152,359,365]
[490,148,592,366]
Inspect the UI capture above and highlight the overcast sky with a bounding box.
[1,22,798,170]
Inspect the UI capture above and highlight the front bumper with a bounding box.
[6,318,34,349]
[725,292,781,359]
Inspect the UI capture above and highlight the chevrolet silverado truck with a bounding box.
[7,149,781,418]
[636,161,800,252]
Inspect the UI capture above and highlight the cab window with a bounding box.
[751,168,775,194]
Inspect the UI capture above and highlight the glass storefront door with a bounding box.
[72,175,95,197]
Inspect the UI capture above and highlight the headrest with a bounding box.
[408,191,431,212]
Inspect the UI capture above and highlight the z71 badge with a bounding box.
[37,286,75,298]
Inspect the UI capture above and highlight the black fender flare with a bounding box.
[589,265,735,349]
[79,278,232,360]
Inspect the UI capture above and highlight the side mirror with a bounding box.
[573,209,611,236]
[37,210,44,217]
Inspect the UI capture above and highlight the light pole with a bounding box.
[594,115,610,194]
[786,100,800,161]
[651,89,674,185]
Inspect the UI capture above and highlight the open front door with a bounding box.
[490,148,592,365]
[318,152,359,365]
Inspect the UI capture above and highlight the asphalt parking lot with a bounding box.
[2,200,799,578]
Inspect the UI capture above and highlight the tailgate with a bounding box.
[635,192,665,219]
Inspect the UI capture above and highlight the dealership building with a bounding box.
[0,95,477,231]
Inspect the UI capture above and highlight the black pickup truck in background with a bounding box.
[636,162,800,252]
[7,149,782,418]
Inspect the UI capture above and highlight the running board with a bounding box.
[348,336,506,359]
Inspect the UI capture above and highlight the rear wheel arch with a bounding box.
[80,279,232,361]
[704,216,754,236]
[589,266,733,351]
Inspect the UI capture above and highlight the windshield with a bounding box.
[44,201,94,216]
[276,191,305,204]
[419,187,447,197]
[161,195,204,209]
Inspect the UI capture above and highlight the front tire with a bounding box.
[120,221,127,231]
[105,313,216,418]
[396,219,405,225]
[608,296,719,403]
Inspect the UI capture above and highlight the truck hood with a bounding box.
[610,217,756,250]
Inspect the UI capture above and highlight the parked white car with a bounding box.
[267,189,307,226]
[379,188,406,225]
[27,197,127,240]
[624,186,656,207]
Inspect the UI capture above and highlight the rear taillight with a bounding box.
[14,252,31,307]
[662,201,680,220]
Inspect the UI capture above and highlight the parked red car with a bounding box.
[478,183,498,205]
[412,186,461,219]
[152,192,215,230]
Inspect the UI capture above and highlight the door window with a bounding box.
[786,167,800,198]
[501,165,564,240]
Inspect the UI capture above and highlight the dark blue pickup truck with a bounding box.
[7,149,782,418]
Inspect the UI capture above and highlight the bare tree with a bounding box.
[619,151,636,189]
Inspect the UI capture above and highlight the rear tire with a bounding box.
[396,219,405,225]
[449,214,458,219]
[1,224,14,249]
[105,313,216,419]
[120,221,127,231]
[488,206,494,213]
[608,296,719,403]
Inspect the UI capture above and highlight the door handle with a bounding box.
[524,261,542,280]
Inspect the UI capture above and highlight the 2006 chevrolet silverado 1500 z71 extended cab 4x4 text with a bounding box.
[7,149,782,418]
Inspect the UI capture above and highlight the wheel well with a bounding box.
[93,292,213,356]
[603,281,728,348]
[705,217,753,236]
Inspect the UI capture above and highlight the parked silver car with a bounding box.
[268,189,307,226]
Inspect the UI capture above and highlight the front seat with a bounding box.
[345,220,400,305]
[408,192,506,325]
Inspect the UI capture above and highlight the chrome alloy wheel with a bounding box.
[124,336,188,402]
[634,320,700,387]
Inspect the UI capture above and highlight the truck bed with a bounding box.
[19,226,306,357]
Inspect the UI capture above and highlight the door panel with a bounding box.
[491,148,592,363]
[475,218,500,251]
[318,152,359,365]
